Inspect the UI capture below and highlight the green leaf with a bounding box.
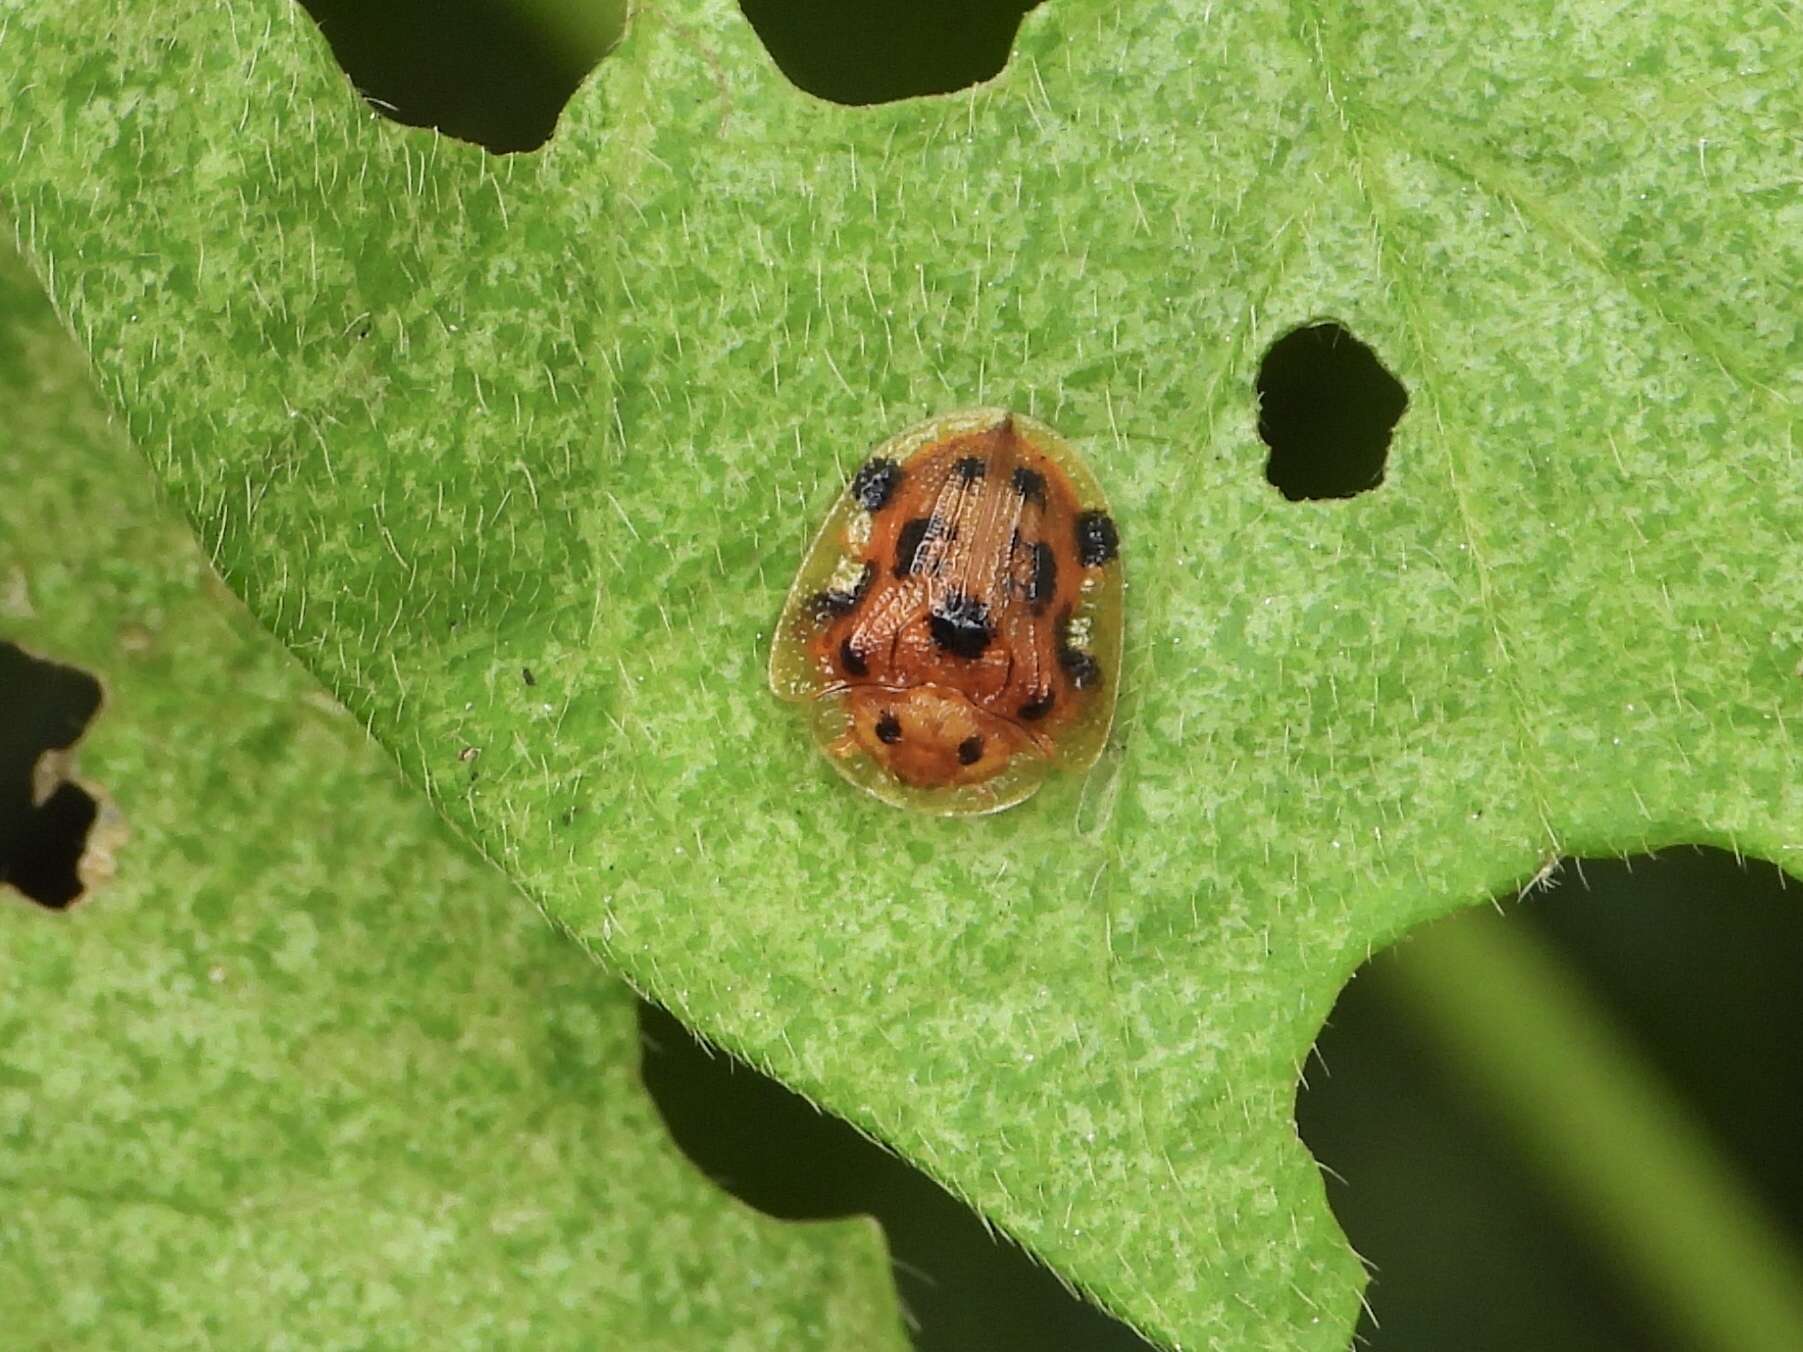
[2,1,1798,1346]
[0,245,906,1349]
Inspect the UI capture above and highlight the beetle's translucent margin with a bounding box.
[767,407,1124,817]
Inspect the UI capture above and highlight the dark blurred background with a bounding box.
[274,3,1803,1347]
[296,0,1040,150]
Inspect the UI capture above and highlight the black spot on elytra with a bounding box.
[1060,647,1102,690]
[875,711,902,744]
[838,637,869,678]
[1010,465,1046,505]
[1026,540,1057,613]
[1018,691,1055,721]
[953,455,986,482]
[809,591,850,623]
[929,591,992,659]
[1075,510,1119,567]
[851,457,902,511]
[957,735,985,766]
[809,562,875,622]
[894,516,934,577]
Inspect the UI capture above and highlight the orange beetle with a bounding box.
[770,409,1123,815]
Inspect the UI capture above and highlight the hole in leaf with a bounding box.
[1,642,104,909]
[294,0,626,153]
[1256,321,1407,501]
[638,999,1154,1351]
[741,0,1042,106]
[1296,847,1803,1351]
